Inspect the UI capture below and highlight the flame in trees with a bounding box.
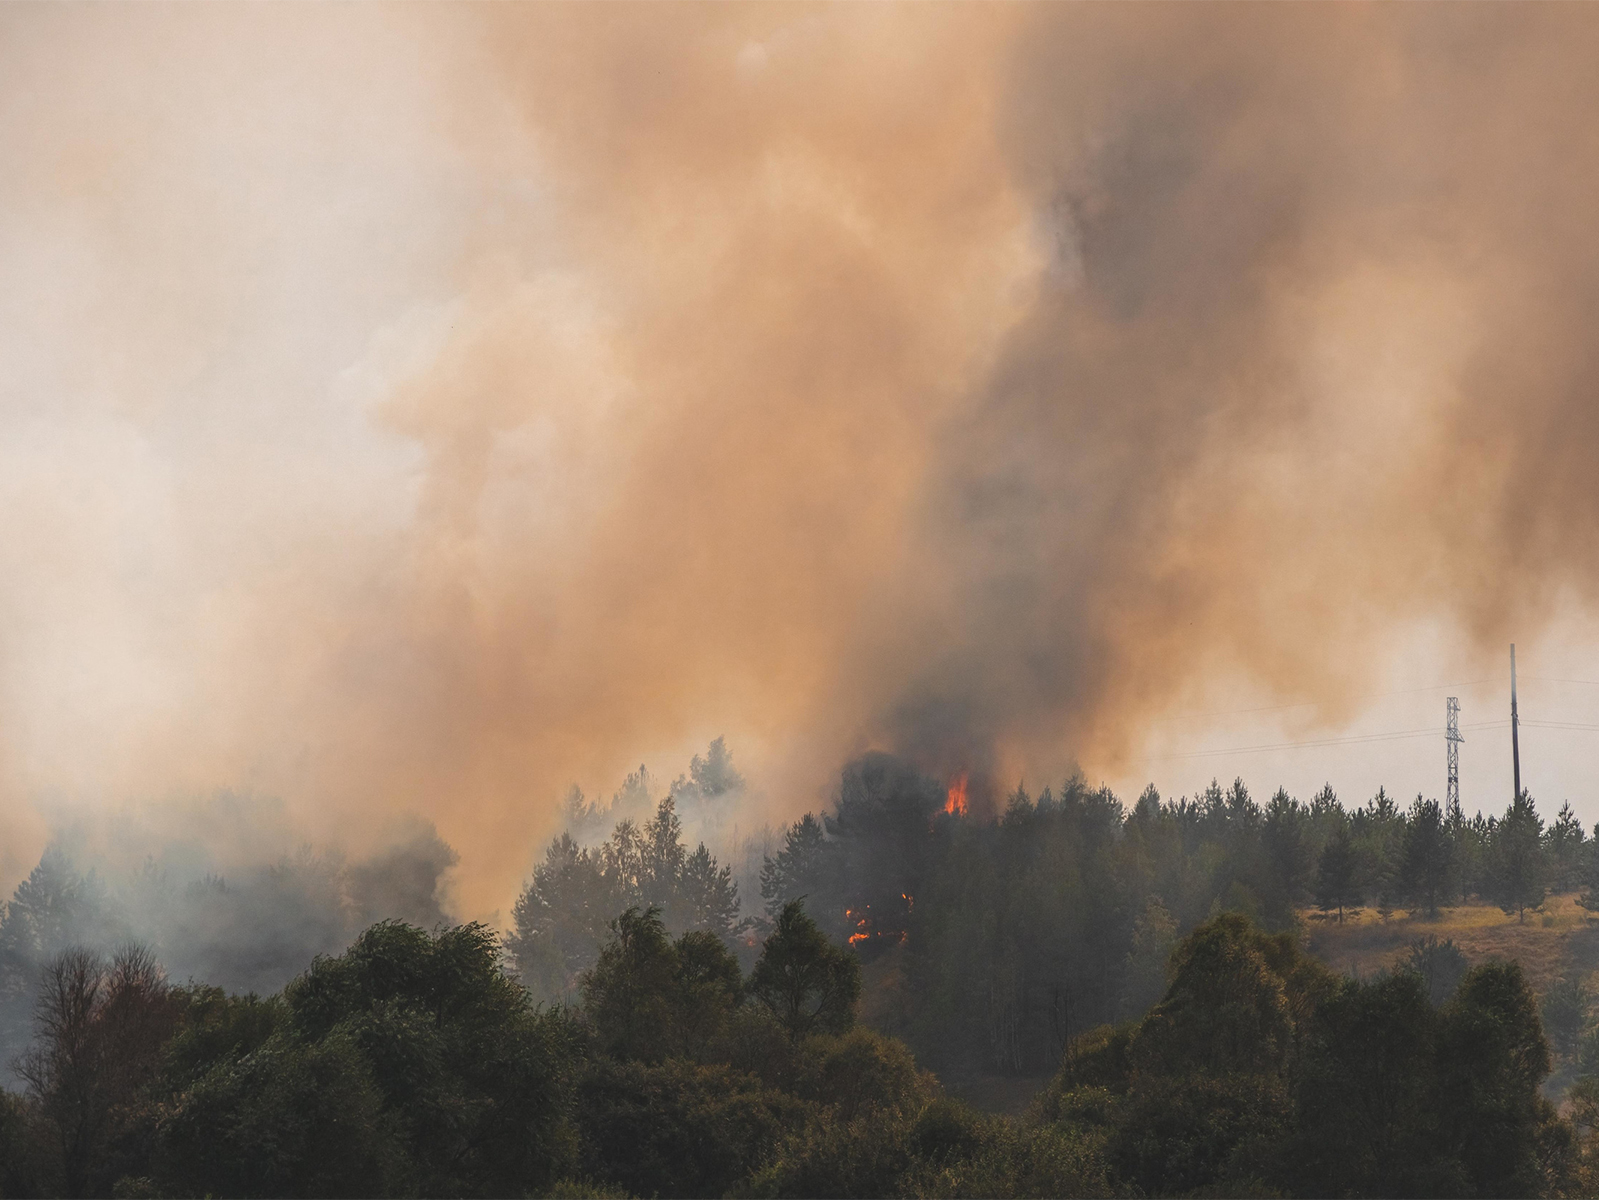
[945,772,968,816]
[844,894,914,949]
[845,906,870,945]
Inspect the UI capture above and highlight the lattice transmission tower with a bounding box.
[1446,696,1462,813]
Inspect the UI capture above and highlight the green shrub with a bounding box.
[573,1057,809,1198]
[794,1026,934,1119]
[153,1029,402,1199]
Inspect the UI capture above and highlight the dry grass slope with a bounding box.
[1303,892,1599,998]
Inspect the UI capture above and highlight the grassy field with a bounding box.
[1302,891,1599,997]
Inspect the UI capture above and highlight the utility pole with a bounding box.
[1511,644,1522,801]
[1446,696,1462,813]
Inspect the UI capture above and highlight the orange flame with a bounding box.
[846,906,870,945]
[945,772,968,816]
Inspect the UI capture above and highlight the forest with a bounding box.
[5,747,1599,1197]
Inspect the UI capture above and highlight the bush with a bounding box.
[793,1026,934,1120]
[0,1088,43,1199]
[1541,974,1590,1060]
[582,908,744,1063]
[1402,935,1468,1007]
[1106,1072,1291,1197]
[905,1117,1115,1199]
[152,1029,402,1199]
[713,1004,801,1090]
[573,1057,809,1198]
[152,921,581,1198]
[745,1105,917,1200]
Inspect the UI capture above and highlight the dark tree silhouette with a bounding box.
[759,813,832,925]
[747,901,860,1041]
[18,945,178,1198]
[1490,791,1548,922]
[1316,828,1360,922]
[1399,797,1452,916]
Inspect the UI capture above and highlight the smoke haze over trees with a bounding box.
[512,746,1599,1083]
[7,7,1599,917]
[0,820,458,1085]
[4,790,1598,1197]
[9,5,1599,1193]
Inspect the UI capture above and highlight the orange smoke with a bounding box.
[9,5,1599,917]
[944,773,969,817]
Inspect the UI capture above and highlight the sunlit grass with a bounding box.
[1302,892,1599,995]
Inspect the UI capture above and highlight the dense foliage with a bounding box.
[8,749,1599,1196]
[1039,914,1577,1197]
[514,749,1599,1081]
[3,900,1595,1198]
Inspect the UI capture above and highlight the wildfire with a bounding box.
[843,900,911,948]
[945,772,968,816]
[845,907,870,945]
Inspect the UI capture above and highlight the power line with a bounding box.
[1147,679,1497,726]
[1145,728,1459,762]
[1149,673,1598,730]
[1129,662,1599,764]
[1138,718,1509,762]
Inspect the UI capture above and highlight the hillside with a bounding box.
[1304,892,1599,997]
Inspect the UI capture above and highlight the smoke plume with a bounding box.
[3,5,1599,912]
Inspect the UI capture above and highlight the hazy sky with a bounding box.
[5,4,1599,919]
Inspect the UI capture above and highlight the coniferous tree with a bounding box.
[679,843,742,938]
[1121,896,1177,1017]
[1547,801,1587,892]
[1489,791,1548,922]
[759,814,835,924]
[1262,788,1311,922]
[1459,809,1495,899]
[1316,827,1360,922]
[511,795,742,1000]
[1577,822,1599,912]
[689,737,745,798]
[1400,796,1453,916]
[1355,787,1404,914]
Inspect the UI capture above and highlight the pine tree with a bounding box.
[1399,797,1452,916]
[1489,791,1548,922]
[689,737,744,798]
[1546,801,1587,892]
[1263,788,1310,919]
[679,843,740,938]
[759,813,833,923]
[1316,828,1360,922]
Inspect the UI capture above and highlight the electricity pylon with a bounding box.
[1446,696,1462,812]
